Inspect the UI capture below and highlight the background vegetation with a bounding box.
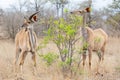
[0,0,120,39]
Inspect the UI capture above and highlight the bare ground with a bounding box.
[0,37,120,80]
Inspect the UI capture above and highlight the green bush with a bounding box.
[42,52,58,66]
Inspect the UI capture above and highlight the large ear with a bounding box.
[85,7,91,13]
[29,11,40,22]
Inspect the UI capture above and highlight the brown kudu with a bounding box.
[14,12,39,73]
[71,8,108,74]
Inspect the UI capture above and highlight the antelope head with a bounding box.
[70,7,91,14]
[21,11,39,29]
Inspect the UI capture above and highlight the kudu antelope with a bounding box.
[14,12,39,72]
[84,27,108,73]
[71,8,108,73]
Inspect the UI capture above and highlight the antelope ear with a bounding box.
[32,15,37,22]
[29,11,39,22]
[85,7,91,12]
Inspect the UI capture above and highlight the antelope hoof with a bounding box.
[95,72,103,76]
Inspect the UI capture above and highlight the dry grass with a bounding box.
[0,37,120,80]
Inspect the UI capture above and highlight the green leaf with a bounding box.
[61,49,68,54]
[42,52,58,66]
[64,8,69,13]
[59,23,64,29]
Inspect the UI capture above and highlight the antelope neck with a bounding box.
[27,24,33,30]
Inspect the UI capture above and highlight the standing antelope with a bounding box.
[14,12,39,72]
[84,27,108,74]
[71,8,108,74]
